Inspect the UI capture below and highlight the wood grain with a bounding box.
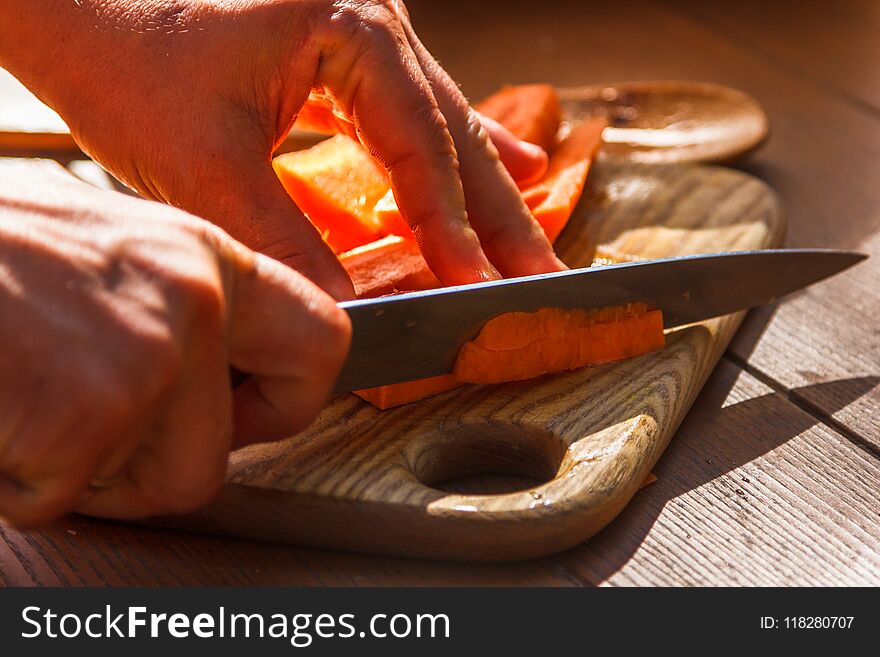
[1,0,878,585]
[561,360,880,586]
[140,160,782,561]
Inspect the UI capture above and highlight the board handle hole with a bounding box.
[405,422,569,496]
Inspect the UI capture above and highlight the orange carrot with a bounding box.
[355,304,665,409]
[475,84,562,153]
[354,374,458,410]
[455,305,664,384]
[339,235,440,298]
[522,119,607,242]
[272,135,387,252]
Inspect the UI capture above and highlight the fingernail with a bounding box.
[516,139,546,159]
[479,264,502,282]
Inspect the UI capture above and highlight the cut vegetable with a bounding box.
[523,118,607,242]
[355,374,458,410]
[455,304,664,384]
[475,84,562,153]
[355,303,665,409]
[339,235,440,298]
[272,135,387,252]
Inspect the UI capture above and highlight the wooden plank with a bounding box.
[668,0,880,112]
[404,0,880,445]
[561,359,880,586]
[4,359,876,585]
[0,518,580,586]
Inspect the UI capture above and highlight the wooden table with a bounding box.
[1,0,878,586]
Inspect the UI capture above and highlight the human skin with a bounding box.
[0,0,563,527]
[0,0,564,301]
[0,161,351,526]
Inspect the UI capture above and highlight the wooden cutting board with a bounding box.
[160,159,783,561]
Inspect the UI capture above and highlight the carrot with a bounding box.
[272,135,387,252]
[522,118,607,243]
[475,84,562,152]
[355,303,665,409]
[455,304,664,384]
[354,374,458,410]
[339,235,440,298]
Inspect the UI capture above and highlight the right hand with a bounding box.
[0,163,350,527]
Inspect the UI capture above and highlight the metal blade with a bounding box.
[334,249,866,392]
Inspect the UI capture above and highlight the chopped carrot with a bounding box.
[475,84,562,152]
[522,119,607,243]
[272,135,387,252]
[454,304,664,383]
[339,235,440,298]
[355,304,665,409]
[354,374,458,410]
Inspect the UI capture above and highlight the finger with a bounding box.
[294,91,359,138]
[221,249,351,444]
[317,13,498,285]
[77,351,232,519]
[179,152,355,300]
[478,113,549,185]
[400,21,565,277]
[0,390,131,527]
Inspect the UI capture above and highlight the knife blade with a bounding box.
[333,248,866,392]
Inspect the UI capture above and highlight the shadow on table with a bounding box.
[553,370,879,585]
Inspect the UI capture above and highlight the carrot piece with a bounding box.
[355,304,665,409]
[373,189,413,240]
[354,374,458,410]
[339,235,440,298]
[454,305,664,383]
[475,84,562,152]
[272,135,387,252]
[522,118,607,243]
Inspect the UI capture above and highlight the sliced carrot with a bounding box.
[354,374,458,410]
[455,306,664,384]
[339,235,440,298]
[355,303,665,409]
[272,135,387,252]
[475,84,562,152]
[522,118,607,243]
[372,189,413,240]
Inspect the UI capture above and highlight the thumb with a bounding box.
[215,240,352,446]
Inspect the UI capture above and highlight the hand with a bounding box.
[1,0,563,299]
[0,162,350,526]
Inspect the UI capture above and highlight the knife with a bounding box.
[333,249,866,392]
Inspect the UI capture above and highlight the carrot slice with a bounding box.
[339,235,440,298]
[354,374,458,410]
[272,135,387,252]
[355,304,665,409]
[475,84,562,152]
[455,306,665,384]
[522,118,607,243]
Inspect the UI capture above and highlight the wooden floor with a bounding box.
[1,0,878,585]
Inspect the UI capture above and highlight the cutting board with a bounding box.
[161,159,783,561]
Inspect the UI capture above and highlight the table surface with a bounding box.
[1,0,878,586]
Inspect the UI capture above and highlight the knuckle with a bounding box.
[463,109,495,154]
[142,464,226,516]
